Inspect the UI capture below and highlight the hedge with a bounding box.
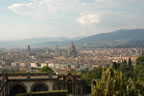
[16,90,69,96]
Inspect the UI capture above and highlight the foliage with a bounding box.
[133,65,144,81]
[80,67,103,94]
[112,59,134,79]
[91,68,143,96]
[135,81,144,95]
[111,57,144,81]
[128,58,132,66]
[39,66,54,73]
[111,62,120,70]
[66,94,74,96]
[136,56,144,65]
[16,90,68,96]
[81,57,144,96]
[0,68,23,73]
[81,67,103,85]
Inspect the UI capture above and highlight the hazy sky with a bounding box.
[0,0,144,40]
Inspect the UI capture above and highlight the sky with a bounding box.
[0,0,144,41]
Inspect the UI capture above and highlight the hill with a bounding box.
[0,37,84,48]
[75,29,144,48]
[0,29,144,48]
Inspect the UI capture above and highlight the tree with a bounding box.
[128,57,132,66]
[118,60,134,79]
[91,68,142,96]
[134,65,144,81]
[81,67,103,94]
[136,56,144,65]
[111,62,120,70]
[81,67,103,85]
[39,66,54,73]
[133,65,144,95]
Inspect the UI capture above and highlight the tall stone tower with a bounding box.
[141,48,144,56]
[27,45,31,57]
[68,42,77,57]
[55,45,59,56]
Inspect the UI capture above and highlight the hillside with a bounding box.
[0,37,84,48]
[0,29,144,48]
[76,29,144,48]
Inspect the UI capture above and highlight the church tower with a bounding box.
[27,45,31,57]
[68,42,77,57]
[141,47,144,56]
[55,45,59,56]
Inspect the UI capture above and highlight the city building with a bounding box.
[27,45,31,57]
[68,42,77,57]
[0,73,83,96]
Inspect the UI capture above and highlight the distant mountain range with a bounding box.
[0,29,144,48]
[0,37,84,48]
[76,29,144,48]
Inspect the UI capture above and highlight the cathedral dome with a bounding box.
[68,42,76,51]
[68,42,77,57]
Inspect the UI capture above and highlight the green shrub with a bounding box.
[16,90,68,96]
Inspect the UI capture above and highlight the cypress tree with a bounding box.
[128,57,132,66]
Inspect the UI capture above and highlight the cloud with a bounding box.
[8,0,138,19]
[8,0,144,27]
[95,0,135,6]
[8,0,81,18]
[76,14,100,24]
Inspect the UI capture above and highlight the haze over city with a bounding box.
[1,1,144,96]
[0,0,144,41]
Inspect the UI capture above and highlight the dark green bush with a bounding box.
[16,90,68,96]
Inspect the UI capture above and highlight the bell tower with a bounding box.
[27,45,31,57]
[68,42,77,57]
